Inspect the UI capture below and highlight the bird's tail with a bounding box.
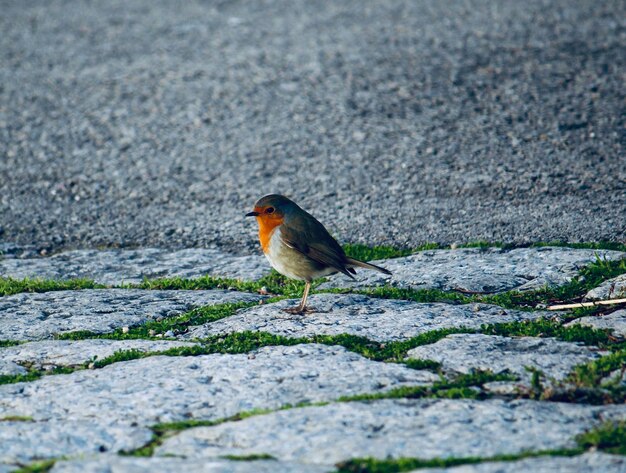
[346,257,392,275]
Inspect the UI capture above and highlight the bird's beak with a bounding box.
[245,211,259,217]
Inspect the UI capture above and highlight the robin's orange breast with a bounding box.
[257,215,284,253]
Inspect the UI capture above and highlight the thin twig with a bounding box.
[547,298,626,311]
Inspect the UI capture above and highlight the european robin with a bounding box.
[246,194,391,313]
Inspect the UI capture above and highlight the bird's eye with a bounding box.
[265,207,275,214]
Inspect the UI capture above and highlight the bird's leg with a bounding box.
[299,280,311,311]
[283,281,314,314]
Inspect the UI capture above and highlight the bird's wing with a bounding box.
[280,212,356,280]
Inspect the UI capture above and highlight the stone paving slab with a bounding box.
[186,294,549,342]
[50,456,331,473]
[585,274,626,301]
[565,309,626,338]
[425,452,626,473]
[320,247,625,293]
[406,334,606,387]
[0,345,435,466]
[0,360,26,377]
[0,420,152,468]
[157,398,626,463]
[0,289,262,341]
[0,339,199,376]
[0,248,269,285]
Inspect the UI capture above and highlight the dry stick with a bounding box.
[548,298,626,311]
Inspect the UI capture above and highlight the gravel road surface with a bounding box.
[1,0,624,254]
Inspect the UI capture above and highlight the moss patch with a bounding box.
[0,415,34,422]
[339,371,517,402]
[123,404,327,457]
[57,300,263,341]
[350,257,626,311]
[339,416,626,472]
[12,459,56,473]
[577,421,626,455]
[0,277,101,297]
[481,318,625,350]
[136,271,304,298]
[335,448,583,473]
[221,453,276,461]
[571,349,626,386]
[0,366,74,386]
[531,241,626,252]
[343,244,430,261]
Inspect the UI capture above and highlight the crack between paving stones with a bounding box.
[2,317,625,403]
[11,419,626,472]
[2,249,625,318]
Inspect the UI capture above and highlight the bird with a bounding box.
[246,194,391,314]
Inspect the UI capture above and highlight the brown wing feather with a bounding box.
[280,211,355,280]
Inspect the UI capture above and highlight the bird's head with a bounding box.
[245,194,296,224]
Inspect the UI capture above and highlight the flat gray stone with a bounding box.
[51,456,331,473]
[0,360,27,377]
[0,339,198,375]
[0,248,269,285]
[320,247,625,293]
[406,334,606,386]
[566,309,626,338]
[186,294,549,342]
[0,289,262,341]
[425,452,626,473]
[585,274,626,300]
[157,399,626,463]
[0,345,434,465]
[0,420,152,467]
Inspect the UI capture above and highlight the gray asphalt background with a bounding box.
[1,0,624,255]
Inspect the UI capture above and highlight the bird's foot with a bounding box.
[282,305,316,315]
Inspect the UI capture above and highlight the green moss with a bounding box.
[57,300,262,341]
[571,349,626,387]
[0,415,34,422]
[335,449,584,473]
[222,454,276,461]
[313,328,474,362]
[0,371,43,385]
[92,349,149,368]
[0,277,101,297]
[196,332,306,354]
[0,340,21,347]
[403,359,442,371]
[566,348,626,403]
[12,459,56,473]
[0,366,75,386]
[124,404,328,457]
[481,318,622,349]
[577,421,626,455]
[532,241,626,252]
[351,287,473,305]
[339,371,516,402]
[526,367,545,399]
[456,241,508,249]
[337,257,626,312]
[343,244,428,261]
[136,271,303,298]
[119,433,162,457]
